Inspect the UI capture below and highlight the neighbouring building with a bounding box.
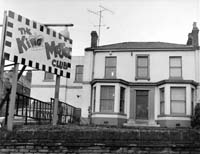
[31,22,199,127]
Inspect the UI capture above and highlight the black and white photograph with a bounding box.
[0,0,200,153]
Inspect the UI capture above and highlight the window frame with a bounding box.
[135,54,150,80]
[160,88,165,115]
[170,87,186,115]
[75,65,84,82]
[100,85,115,113]
[93,87,96,112]
[191,88,195,116]
[104,56,117,79]
[43,72,54,82]
[169,56,182,79]
[119,87,125,114]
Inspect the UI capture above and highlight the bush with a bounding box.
[191,103,200,128]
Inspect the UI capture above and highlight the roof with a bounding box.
[85,42,194,51]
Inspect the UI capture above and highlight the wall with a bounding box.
[30,56,87,116]
[94,51,195,82]
[0,126,200,154]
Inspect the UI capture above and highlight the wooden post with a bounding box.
[52,75,60,125]
[7,64,19,131]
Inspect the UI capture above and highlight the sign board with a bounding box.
[3,10,72,78]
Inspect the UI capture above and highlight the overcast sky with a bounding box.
[0,0,199,55]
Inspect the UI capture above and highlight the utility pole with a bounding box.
[88,5,114,46]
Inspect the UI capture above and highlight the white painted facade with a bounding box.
[31,23,199,127]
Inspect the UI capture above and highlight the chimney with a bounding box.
[187,22,199,49]
[91,31,98,48]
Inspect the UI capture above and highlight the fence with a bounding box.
[2,93,81,125]
[50,98,81,124]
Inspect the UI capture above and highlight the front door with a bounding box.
[136,90,148,120]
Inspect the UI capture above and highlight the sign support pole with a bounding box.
[0,11,7,103]
[52,75,60,125]
[7,63,19,131]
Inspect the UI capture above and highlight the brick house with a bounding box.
[31,22,199,127]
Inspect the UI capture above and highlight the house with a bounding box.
[31,22,199,127]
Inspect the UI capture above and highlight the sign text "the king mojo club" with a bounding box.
[16,27,71,70]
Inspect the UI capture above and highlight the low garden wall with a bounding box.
[0,125,200,154]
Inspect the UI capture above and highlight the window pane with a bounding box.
[105,68,116,78]
[76,66,83,73]
[170,68,181,77]
[120,87,125,113]
[100,86,115,112]
[75,65,83,82]
[44,72,54,80]
[101,86,115,100]
[138,57,148,67]
[171,88,185,100]
[106,57,116,67]
[171,101,185,114]
[138,68,148,77]
[160,89,165,102]
[100,100,114,112]
[160,102,165,114]
[76,74,83,82]
[170,57,181,67]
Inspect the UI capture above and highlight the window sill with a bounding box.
[93,112,127,116]
[158,114,189,118]
[169,77,183,80]
[74,81,83,83]
[43,79,55,82]
[135,77,150,81]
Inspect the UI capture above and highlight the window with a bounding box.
[75,65,83,82]
[93,87,96,112]
[169,57,182,78]
[191,88,195,115]
[136,55,149,80]
[171,87,186,115]
[120,87,125,113]
[105,57,116,78]
[100,86,115,112]
[160,88,165,115]
[44,72,54,81]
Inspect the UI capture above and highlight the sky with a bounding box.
[0,0,199,56]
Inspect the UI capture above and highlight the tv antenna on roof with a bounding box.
[88,5,114,46]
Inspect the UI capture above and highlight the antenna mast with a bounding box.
[88,5,114,46]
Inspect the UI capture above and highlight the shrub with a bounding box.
[191,103,200,128]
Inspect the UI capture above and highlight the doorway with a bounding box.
[136,90,149,120]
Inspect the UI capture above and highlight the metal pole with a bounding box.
[52,75,60,125]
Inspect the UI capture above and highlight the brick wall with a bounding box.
[0,125,200,154]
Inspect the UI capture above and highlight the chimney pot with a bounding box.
[91,31,98,48]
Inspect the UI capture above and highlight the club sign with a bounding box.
[4,10,72,78]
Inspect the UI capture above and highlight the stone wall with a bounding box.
[0,125,200,154]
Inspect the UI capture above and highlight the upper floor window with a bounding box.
[169,56,182,78]
[105,57,116,78]
[100,86,115,112]
[170,87,186,115]
[44,72,54,81]
[75,65,83,82]
[136,55,149,80]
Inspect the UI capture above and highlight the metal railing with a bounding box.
[14,93,52,124]
[50,98,81,124]
[1,92,81,125]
